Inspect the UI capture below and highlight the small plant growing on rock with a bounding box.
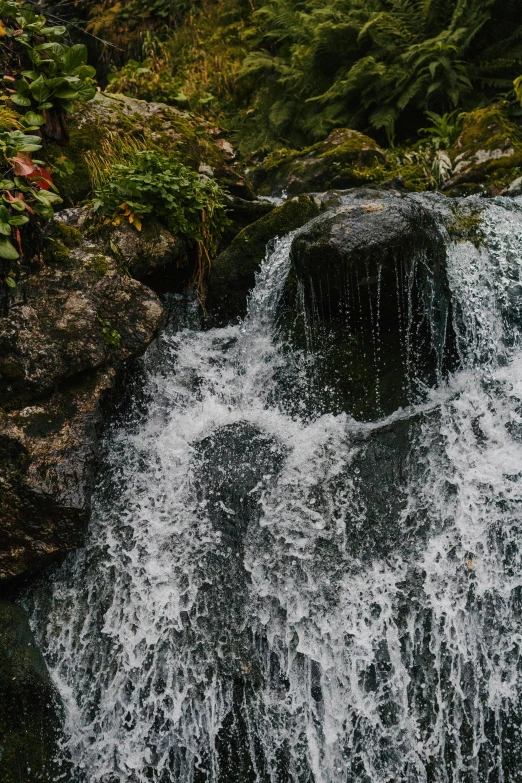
[91,149,228,290]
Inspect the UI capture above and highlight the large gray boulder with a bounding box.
[282,190,453,419]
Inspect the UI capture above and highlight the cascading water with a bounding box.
[28,195,522,783]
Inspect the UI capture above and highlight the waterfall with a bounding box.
[29,196,522,783]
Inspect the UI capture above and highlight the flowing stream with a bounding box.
[29,196,522,783]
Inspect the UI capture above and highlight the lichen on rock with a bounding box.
[443,104,522,195]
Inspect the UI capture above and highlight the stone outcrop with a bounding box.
[0,211,163,581]
[282,190,453,419]
[47,92,255,206]
[443,104,522,196]
[206,193,323,323]
[250,128,386,197]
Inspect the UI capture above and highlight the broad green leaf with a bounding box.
[64,44,88,73]
[11,202,26,212]
[24,111,45,126]
[13,78,30,95]
[45,77,68,90]
[53,86,80,99]
[10,94,31,107]
[5,276,16,288]
[74,65,96,80]
[0,221,11,235]
[8,215,29,226]
[34,42,65,55]
[0,238,19,259]
[40,25,66,36]
[0,205,9,221]
[31,202,53,219]
[18,143,42,152]
[73,82,97,102]
[30,75,51,104]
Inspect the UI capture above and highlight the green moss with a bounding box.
[251,129,387,196]
[43,237,70,264]
[53,221,82,248]
[456,104,521,155]
[206,194,323,323]
[88,255,111,276]
[48,119,105,205]
[447,206,485,247]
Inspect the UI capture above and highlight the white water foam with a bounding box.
[30,197,522,783]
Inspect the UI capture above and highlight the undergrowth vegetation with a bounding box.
[94,0,522,157]
[90,148,228,290]
[0,0,96,283]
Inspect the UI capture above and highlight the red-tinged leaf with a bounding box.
[10,154,36,177]
[3,190,35,214]
[28,166,53,191]
[13,227,22,254]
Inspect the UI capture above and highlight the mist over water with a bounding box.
[30,196,522,782]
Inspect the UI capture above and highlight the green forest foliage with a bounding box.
[0,0,97,272]
[83,0,522,157]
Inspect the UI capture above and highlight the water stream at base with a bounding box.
[29,197,522,783]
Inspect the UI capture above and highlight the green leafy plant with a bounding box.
[0,0,97,124]
[419,110,464,149]
[98,317,121,346]
[91,149,228,294]
[0,0,97,279]
[515,75,522,105]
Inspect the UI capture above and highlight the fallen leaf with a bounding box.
[10,154,36,176]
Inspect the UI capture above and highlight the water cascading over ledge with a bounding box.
[27,193,522,783]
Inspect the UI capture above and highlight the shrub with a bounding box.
[0,0,97,275]
[92,149,229,291]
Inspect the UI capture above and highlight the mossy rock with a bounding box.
[444,104,522,194]
[221,195,275,248]
[0,600,68,782]
[250,128,386,197]
[205,194,323,323]
[46,93,254,206]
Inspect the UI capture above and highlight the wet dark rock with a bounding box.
[283,190,453,419]
[0,253,163,408]
[110,219,189,283]
[221,194,275,247]
[0,599,68,782]
[0,369,116,580]
[206,194,323,324]
[195,422,287,547]
[191,423,287,687]
[0,220,163,581]
[344,411,439,561]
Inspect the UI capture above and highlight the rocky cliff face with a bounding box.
[0,210,163,581]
